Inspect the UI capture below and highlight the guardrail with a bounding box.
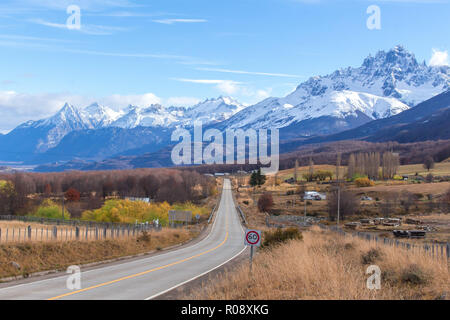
[207,182,224,224]
[236,205,248,226]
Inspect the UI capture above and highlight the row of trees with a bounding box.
[347,151,400,180]
[0,168,216,215]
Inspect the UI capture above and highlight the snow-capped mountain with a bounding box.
[182,96,246,125]
[82,103,122,128]
[221,45,449,134]
[111,96,245,129]
[0,96,245,161]
[1,45,449,166]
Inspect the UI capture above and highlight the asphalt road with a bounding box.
[0,179,246,300]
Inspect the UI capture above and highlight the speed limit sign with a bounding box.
[245,229,261,247]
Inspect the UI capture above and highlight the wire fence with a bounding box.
[320,224,450,261]
[0,214,132,229]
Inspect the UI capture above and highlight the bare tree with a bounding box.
[347,153,356,179]
[400,190,414,214]
[294,159,299,184]
[327,188,359,221]
[336,153,341,181]
[423,156,435,172]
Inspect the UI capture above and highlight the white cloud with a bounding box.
[99,93,161,108]
[14,0,134,11]
[165,96,200,107]
[153,19,207,25]
[197,67,302,78]
[171,78,273,104]
[429,49,449,66]
[172,78,242,95]
[0,91,90,131]
[0,91,164,132]
[30,18,129,35]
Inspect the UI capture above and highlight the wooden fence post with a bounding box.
[447,243,449,260]
[75,226,80,240]
[53,226,57,240]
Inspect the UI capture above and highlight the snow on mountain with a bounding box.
[181,96,245,125]
[111,96,245,128]
[223,45,449,132]
[4,96,245,156]
[111,104,181,128]
[82,102,122,128]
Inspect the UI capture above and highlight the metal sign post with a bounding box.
[245,229,261,273]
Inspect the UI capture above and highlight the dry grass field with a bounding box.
[350,181,450,195]
[0,227,196,279]
[397,162,450,176]
[188,227,449,300]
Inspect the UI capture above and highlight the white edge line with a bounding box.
[145,180,247,300]
[144,246,247,300]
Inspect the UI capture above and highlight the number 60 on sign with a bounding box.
[245,229,261,247]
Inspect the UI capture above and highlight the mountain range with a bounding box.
[1,45,449,170]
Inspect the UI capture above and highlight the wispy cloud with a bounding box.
[12,0,137,11]
[29,18,129,35]
[153,18,207,25]
[0,34,75,43]
[0,36,217,65]
[172,78,242,95]
[171,78,273,102]
[197,67,303,78]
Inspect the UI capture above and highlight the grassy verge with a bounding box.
[0,228,196,279]
[187,227,449,300]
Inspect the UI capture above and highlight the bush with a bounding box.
[81,199,208,225]
[354,177,375,187]
[400,264,429,285]
[257,193,274,213]
[32,199,70,219]
[361,248,382,264]
[65,187,80,202]
[261,227,302,249]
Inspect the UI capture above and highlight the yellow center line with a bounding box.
[48,211,229,300]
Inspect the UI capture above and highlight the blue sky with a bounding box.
[0,0,449,132]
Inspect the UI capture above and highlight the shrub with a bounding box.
[361,248,382,264]
[81,199,208,225]
[65,187,81,202]
[257,193,274,213]
[136,231,151,243]
[354,177,375,187]
[400,264,429,285]
[32,199,70,219]
[261,227,302,249]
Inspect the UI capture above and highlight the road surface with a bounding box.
[0,179,246,300]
